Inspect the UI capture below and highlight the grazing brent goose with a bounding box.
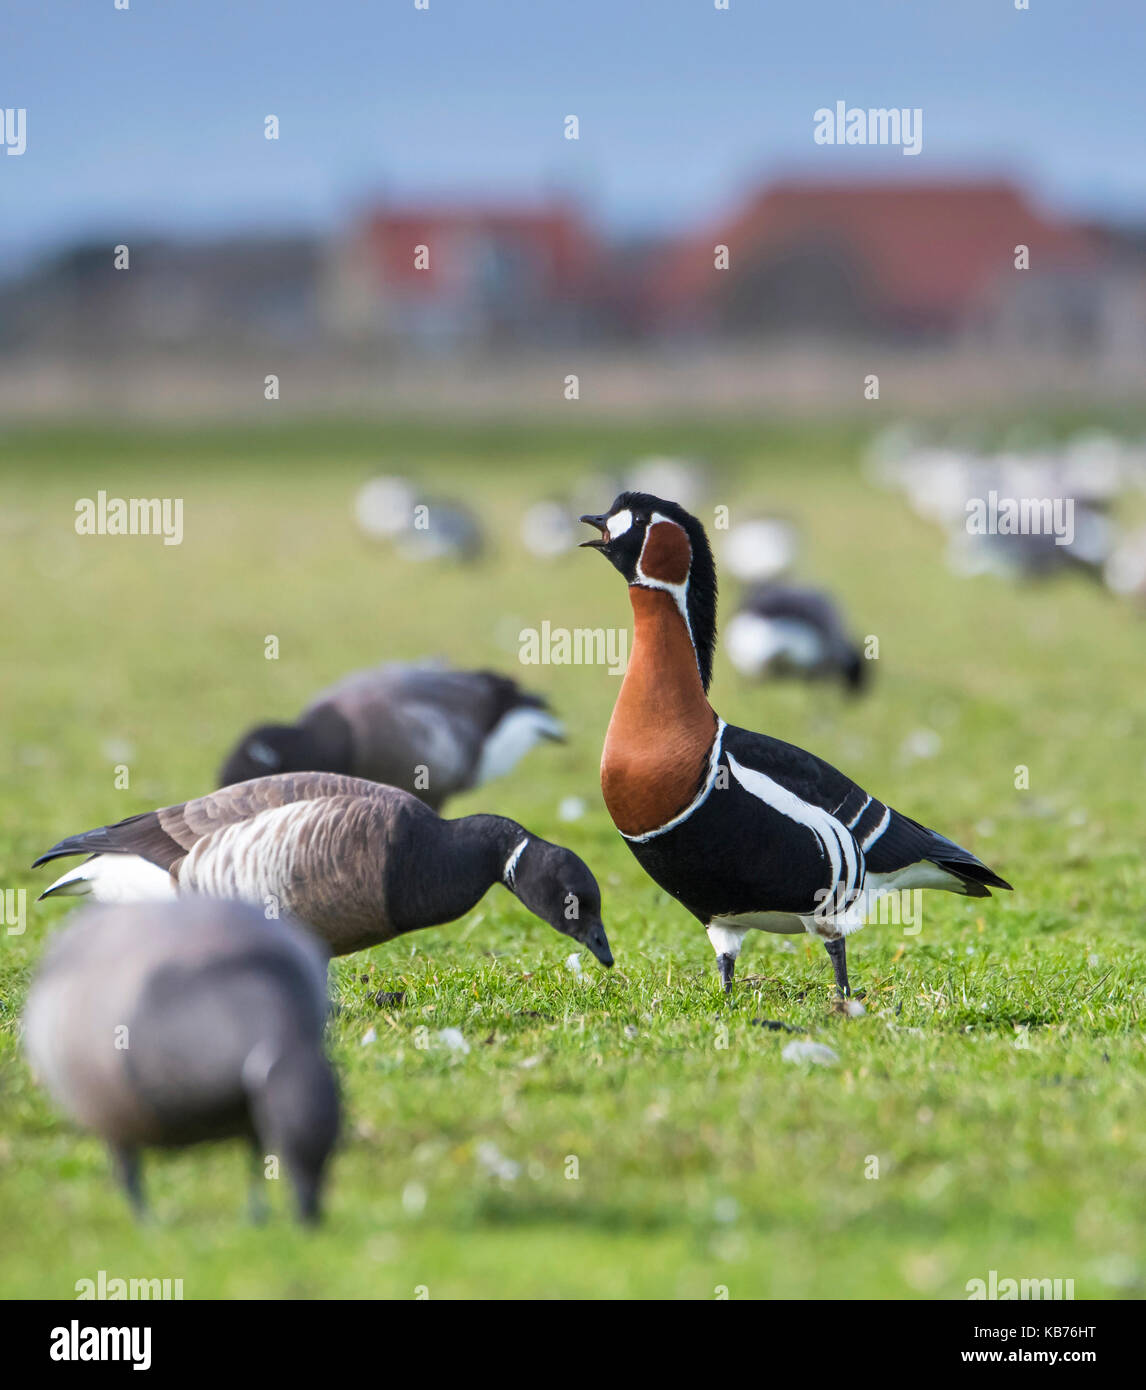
[218,662,564,808]
[718,516,800,585]
[725,583,868,694]
[24,898,338,1222]
[34,772,613,967]
[354,476,485,561]
[580,494,1010,994]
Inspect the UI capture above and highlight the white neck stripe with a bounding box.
[622,720,727,843]
[633,514,697,667]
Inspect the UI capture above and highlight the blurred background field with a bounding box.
[0,415,1143,1298]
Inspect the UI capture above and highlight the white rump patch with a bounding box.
[41,853,177,904]
[476,707,564,785]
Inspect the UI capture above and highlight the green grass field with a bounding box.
[1,418,1143,1300]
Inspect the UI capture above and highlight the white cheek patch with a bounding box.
[607,508,633,540]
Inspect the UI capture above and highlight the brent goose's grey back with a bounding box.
[23,898,338,1222]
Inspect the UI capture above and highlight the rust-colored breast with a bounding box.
[601,586,716,837]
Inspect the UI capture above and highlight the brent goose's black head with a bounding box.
[580,492,718,692]
[219,706,354,787]
[507,839,613,968]
[218,724,310,786]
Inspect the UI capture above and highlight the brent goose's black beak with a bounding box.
[579,514,608,549]
[585,922,614,968]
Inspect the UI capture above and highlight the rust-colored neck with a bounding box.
[601,585,717,837]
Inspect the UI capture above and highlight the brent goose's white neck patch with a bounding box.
[607,508,633,540]
[502,837,529,888]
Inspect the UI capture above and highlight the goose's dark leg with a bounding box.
[717,954,736,993]
[824,937,850,997]
[112,1143,145,1219]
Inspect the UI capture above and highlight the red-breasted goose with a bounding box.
[580,493,1011,995]
[218,661,564,807]
[33,771,613,967]
[24,898,338,1222]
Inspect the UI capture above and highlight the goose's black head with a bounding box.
[218,724,314,786]
[216,710,349,787]
[580,492,718,692]
[504,837,613,968]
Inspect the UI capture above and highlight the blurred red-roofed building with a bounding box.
[639,180,1104,347]
[324,202,606,348]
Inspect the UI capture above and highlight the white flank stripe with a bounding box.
[623,720,727,843]
[845,794,872,829]
[725,751,862,909]
[861,806,891,851]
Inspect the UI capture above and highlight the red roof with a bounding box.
[358,204,600,298]
[646,180,1099,329]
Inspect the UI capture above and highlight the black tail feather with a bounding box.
[930,854,1013,897]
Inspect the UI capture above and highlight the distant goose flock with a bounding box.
[579,493,1010,994]
[867,427,1146,593]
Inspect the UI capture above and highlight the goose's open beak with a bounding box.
[579,514,608,549]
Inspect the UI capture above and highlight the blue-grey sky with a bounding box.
[3,0,1143,269]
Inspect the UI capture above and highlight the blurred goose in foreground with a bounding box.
[219,662,564,807]
[724,583,869,694]
[24,899,338,1223]
[580,494,1009,996]
[34,772,613,968]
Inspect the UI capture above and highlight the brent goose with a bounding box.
[218,662,564,807]
[24,898,338,1222]
[34,772,613,967]
[718,516,800,584]
[580,494,1010,995]
[354,476,484,561]
[724,583,868,694]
